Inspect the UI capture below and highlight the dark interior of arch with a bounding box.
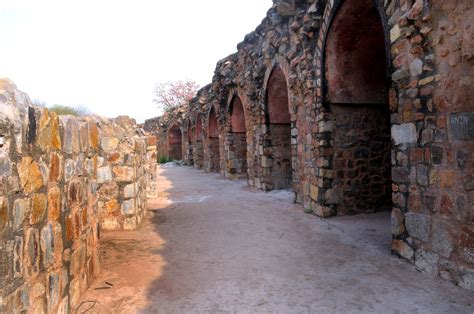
[208,108,219,138]
[168,124,182,160]
[230,96,246,133]
[265,67,292,190]
[228,96,248,178]
[325,0,392,215]
[325,0,387,104]
[194,116,204,168]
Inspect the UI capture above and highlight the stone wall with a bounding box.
[0,80,152,312]
[140,0,474,290]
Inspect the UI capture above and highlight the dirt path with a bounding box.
[78,165,473,313]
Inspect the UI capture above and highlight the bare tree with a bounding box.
[153,80,200,113]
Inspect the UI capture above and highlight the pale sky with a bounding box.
[0,0,273,122]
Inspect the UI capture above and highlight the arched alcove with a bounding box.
[227,95,248,178]
[168,124,182,161]
[264,67,292,190]
[325,0,392,215]
[207,107,220,172]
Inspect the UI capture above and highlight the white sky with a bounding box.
[0,0,273,122]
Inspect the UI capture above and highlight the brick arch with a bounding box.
[264,65,292,124]
[323,0,391,105]
[207,106,219,139]
[168,123,182,160]
[228,95,247,133]
[261,65,293,190]
[224,94,249,179]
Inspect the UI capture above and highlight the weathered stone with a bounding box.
[391,124,417,145]
[60,116,81,154]
[123,183,138,199]
[13,198,29,230]
[47,187,61,221]
[415,250,439,275]
[449,113,474,140]
[64,159,75,181]
[17,157,44,194]
[121,199,136,216]
[97,166,113,184]
[431,220,454,258]
[123,217,138,230]
[391,208,405,235]
[113,166,135,183]
[100,218,121,231]
[47,271,61,311]
[40,223,54,268]
[101,137,119,152]
[0,197,8,232]
[25,228,40,278]
[70,246,85,277]
[405,213,430,242]
[30,193,47,225]
[392,240,414,260]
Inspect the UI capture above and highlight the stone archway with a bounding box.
[263,67,293,190]
[194,115,204,169]
[226,95,248,179]
[206,107,220,172]
[168,124,182,161]
[324,0,392,215]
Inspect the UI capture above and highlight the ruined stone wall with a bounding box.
[0,80,151,312]
[143,0,473,290]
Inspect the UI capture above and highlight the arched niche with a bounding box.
[324,0,392,216]
[325,0,388,104]
[168,124,182,160]
[230,96,246,133]
[264,66,293,190]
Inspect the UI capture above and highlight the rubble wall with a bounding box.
[0,80,152,312]
[137,0,474,290]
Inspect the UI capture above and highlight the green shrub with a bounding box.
[48,104,92,116]
[158,156,171,164]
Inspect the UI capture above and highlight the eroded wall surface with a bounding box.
[0,80,152,312]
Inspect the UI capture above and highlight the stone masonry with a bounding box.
[0,79,153,312]
[144,0,474,291]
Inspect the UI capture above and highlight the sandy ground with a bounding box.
[77,165,473,313]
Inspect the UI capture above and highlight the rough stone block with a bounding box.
[431,220,454,258]
[123,183,138,199]
[113,166,135,183]
[13,198,29,230]
[391,123,417,145]
[70,246,85,277]
[392,240,414,260]
[30,193,47,225]
[415,250,439,275]
[97,166,113,184]
[47,271,61,311]
[123,217,138,230]
[391,208,405,236]
[405,213,430,242]
[47,187,61,221]
[101,218,120,231]
[25,228,40,278]
[101,137,119,152]
[450,113,474,141]
[17,157,44,195]
[0,196,7,232]
[60,116,81,154]
[121,199,136,216]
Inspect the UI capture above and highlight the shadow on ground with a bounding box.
[77,165,473,313]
